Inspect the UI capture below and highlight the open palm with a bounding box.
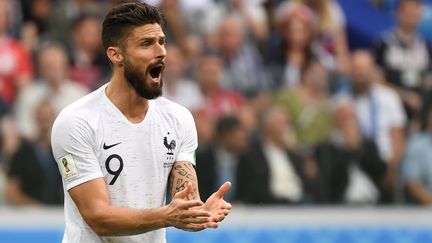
[202,182,232,228]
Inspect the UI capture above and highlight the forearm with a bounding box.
[80,202,169,236]
[388,128,405,166]
[4,178,40,206]
[169,161,200,200]
[69,178,172,236]
[407,182,432,205]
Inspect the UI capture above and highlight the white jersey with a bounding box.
[51,83,198,243]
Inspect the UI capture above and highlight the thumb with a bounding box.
[173,183,192,199]
[215,181,232,198]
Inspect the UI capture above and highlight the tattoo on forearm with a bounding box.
[169,162,199,200]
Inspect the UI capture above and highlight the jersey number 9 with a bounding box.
[105,154,123,185]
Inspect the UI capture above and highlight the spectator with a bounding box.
[19,0,55,38]
[213,15,270,98]
[0,115,20,205]
[402,107,432,205]
[315,97,386,204]
[0,0,33,105]
[373,0,432,130]
[5,100,63,206]
[15,42,88,139]
[275,59,332,148]
[193,54,245,145]
[351,50,406,200]
[237,106,310,204]
[200,0,269,45]
[162,44,203,111]
[196,116,249,202]
[299,0,350,74]
[146,0,269,44]
[269,2,334,88]
[157,0,189,46]
[69,14,110,90]
[48,0,104,43]
[18,0,51,55]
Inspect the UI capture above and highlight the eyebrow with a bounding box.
[138,35,165,41]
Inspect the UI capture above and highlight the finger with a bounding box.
[205,222,219,229]
[221,202,232,210]
[213,208,230,216]
[179,200,204,209]
[212,214,225,222]
[182,209,211,218]
[173,183,193,199]
[182,217,210,224]
[215,181,232,198]
[182,223,207,232]
[215,209,230,216]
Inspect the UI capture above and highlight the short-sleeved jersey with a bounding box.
[51,83,198,243]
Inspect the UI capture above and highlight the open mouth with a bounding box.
[149,64,164,79]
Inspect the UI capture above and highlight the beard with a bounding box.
[123,58,163,100]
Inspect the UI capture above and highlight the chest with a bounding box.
[95,115,180,186]
[385,41,429,71]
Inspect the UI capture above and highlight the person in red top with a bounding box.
[193,54,245,145]
[0,1,33,104]
[195,54,245,121]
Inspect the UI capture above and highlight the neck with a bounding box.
[264,135,285,150]
[301,83,320,97]
[48,79,62,93]
[37,131,51,149]
[287,50,305,66]
[201,86,218,98]
[106,70,149,123]
[353,84,370,96]
[398,26,416,41]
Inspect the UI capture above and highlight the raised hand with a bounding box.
[202,181,232,228]
[165,184,211,232]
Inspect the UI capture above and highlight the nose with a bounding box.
[155,42,166,60]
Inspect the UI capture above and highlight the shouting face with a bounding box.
[122,23,166,99]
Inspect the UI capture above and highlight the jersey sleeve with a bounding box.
[175,108,198,166]
[51,111,103,191]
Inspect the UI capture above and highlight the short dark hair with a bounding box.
[101,2,166,50]
[216,116,242,137]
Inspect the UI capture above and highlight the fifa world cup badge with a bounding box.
[58,154,79,180]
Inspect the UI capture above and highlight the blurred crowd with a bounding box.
[0,0,431,207]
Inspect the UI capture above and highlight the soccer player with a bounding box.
[51,3,232,243]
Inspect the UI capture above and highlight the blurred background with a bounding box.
[0,0,432,242]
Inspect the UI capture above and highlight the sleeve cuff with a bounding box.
[65,172,104,191]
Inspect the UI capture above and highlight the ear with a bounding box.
[107,47,124,66]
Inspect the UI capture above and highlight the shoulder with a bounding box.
[373,29,394,48]
[18,81,47,99]
[7,38,27,52]
[373,84,400,101]
[275,89,295,103]
[53,87,103,133]
[378,30,398,45]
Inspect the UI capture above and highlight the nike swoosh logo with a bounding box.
[103,142,121,150]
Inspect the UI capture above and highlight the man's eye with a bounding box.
[159,39,165,45]
[142,41,151,46]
